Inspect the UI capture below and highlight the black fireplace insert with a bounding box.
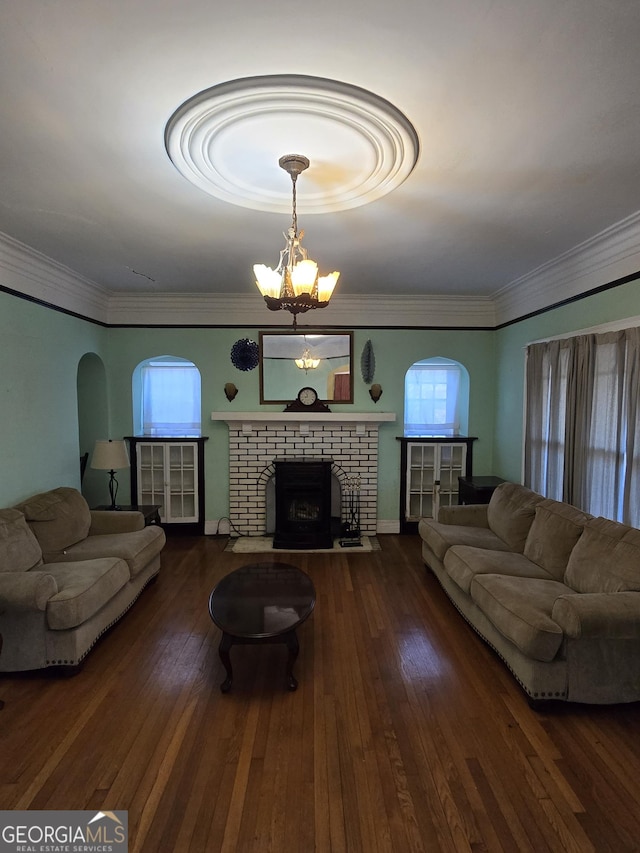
[273,458,333,549]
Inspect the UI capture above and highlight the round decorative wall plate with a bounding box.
[230,339,259,371]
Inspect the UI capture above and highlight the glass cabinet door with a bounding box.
[167,443,197,522]
[138,444,166,512]
[437,444,466,509]
[404,442,467,521]
[136,441,199,524]
[406,443,436,520]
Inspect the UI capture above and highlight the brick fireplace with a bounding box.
[210,412,396,537]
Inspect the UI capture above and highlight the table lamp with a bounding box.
[91,439,130,510]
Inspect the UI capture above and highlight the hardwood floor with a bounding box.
[2,534,640,852]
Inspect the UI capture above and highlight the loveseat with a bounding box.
[419,482,640,705]
[0,487,165,672]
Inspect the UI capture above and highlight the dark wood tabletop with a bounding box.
[208,562,316,639]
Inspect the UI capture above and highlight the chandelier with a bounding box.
[253,154,339,327]
[295,347,320,371]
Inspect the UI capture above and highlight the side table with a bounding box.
[458,476,505,505]
[93,504,162,526]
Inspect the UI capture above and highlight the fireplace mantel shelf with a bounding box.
[211,411,396,424]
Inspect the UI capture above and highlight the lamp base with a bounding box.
[107,470,121,511]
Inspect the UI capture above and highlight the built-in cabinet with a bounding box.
[126,437,208,534]
[397,437,476,533]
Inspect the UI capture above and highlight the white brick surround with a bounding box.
[211,413,395,536]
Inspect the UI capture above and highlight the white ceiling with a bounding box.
[2,0,640,323]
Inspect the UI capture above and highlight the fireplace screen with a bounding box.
[288,497,321,522]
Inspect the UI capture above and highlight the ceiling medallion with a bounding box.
[165,74,419,213]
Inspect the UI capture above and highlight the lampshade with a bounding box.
[91,439,129,471]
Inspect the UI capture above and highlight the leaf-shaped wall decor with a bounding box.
[361,339,375,384]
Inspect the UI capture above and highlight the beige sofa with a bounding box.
[419,482,640,705]
[0,487,165,672]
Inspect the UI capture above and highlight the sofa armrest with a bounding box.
[89,510,145,535]
[552,592,640,640]
[437,504,489,527]
[0,571,58,612]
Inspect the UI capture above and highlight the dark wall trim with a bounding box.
[3,268,639,332]
[494,269,640,330]
[0,284,108,327]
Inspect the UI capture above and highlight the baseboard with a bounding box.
[205,518,231,535]
[377,519,400,534]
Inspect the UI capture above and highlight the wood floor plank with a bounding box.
[2,533,640,852]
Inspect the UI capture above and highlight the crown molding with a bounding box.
[493,210,640,325]
[2,209,640,329]
[106,292,496,328]
[0,232,109,321]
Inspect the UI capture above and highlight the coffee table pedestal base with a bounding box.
[218,629,300,693]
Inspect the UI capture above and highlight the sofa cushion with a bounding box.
[46,525,165,579]
[564,517,640,593]
[0,509,43,573]
[470,574,570,661]
[16,487,92,556]
[523,500,591,580]
[418,518,511,562]
[444,546,556,595]
[486,483,544,552]
[46,557,130,630]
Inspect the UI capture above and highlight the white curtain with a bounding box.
[141,364,201,437]
[525,327,640,524]
[404,364,460,436]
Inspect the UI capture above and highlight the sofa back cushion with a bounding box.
[523,499,591,580]
[486,482,544,552]
[0,508,43,572]
[15,487,91,556]
[564,517,640,593]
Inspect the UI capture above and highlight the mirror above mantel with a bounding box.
[259,331,353,404]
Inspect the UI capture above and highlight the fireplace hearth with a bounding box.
[273,458,333,550]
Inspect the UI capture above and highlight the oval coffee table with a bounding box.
[208,562,316,693]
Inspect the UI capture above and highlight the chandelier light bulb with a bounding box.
[253,264,282,299]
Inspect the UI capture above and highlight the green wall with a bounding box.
[104,326,496,525]
[0,290,108,505]
[1,277,638,524]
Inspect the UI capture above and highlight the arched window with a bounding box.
[404,357,467,436]
[132,356,201,437]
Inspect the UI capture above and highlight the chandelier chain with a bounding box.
[291,173,298,234]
